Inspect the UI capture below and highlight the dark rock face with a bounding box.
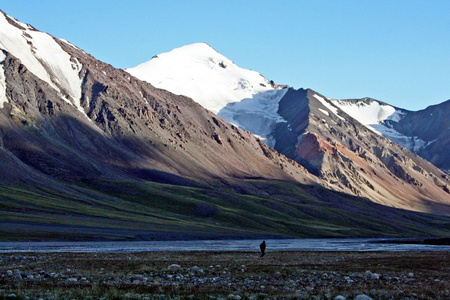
[388,100,450,173]
[273,88,310,161]
[390,100,449,141]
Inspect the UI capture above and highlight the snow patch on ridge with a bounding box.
[313,94,345,121]
[59,39,84,52]
[331,99,426,152]
[0,51,7,108]
[318,108,329,116]
[371,124,427,152]
[0,12,85,117]
[332,100,399,131]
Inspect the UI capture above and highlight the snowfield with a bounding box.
[332,99,401,131]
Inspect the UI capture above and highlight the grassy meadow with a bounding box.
[1,178,450,241]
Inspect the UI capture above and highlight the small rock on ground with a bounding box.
[168,264,182,270]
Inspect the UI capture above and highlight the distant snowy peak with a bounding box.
[311,93,403,126]
[127,42,289,145]
[126,43,283,114]
[0,11,84,115]
[328,98,428,152]
[309,94,428,152]
[331,98,405,126]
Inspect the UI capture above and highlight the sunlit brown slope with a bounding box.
[273,88,450,214]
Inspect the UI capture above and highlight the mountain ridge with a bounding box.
[128,44,450,214]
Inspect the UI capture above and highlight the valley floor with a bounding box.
[1,251,449,299]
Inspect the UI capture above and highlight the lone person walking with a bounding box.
[260,241,266,257]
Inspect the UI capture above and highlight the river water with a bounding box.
[0,238,448,253]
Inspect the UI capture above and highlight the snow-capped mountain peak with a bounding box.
[127,42,288,145]
[0,11,85,115]
[127,43,281,112]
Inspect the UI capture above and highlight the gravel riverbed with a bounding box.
[0,251,449,299]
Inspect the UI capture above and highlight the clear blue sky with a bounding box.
[1,0,449,110]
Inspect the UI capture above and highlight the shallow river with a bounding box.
[0,238,449,253]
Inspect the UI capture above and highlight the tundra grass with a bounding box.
[1,179,449,241]
[76,179,450,238]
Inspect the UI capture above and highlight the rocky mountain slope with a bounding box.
[391,100,449,173]
[0,12,316,186]
[128,43,450,215]
[273,89,449,213]
[0,11,449,240]
[329,97,450,174]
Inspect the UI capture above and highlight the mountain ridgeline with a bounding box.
[271,89,449,213]
[128,43,450,215]
[0,11,449,240]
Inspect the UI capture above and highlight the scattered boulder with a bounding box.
[13,274,22,282]
[354,295,372,300]
[133,274,147,282]
[344,276,354,284]
[168,264,182,270]
[191,265,204,273]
